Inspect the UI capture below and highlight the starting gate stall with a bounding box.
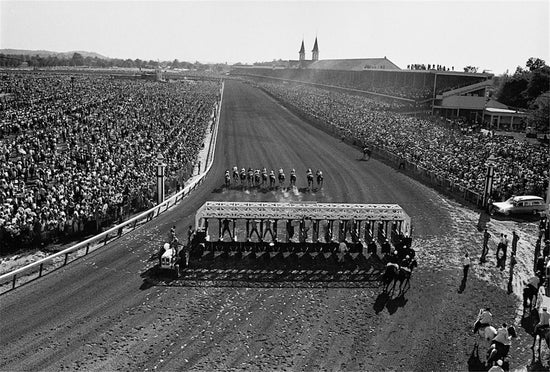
[189,201,412,263]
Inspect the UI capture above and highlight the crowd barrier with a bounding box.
[256,84,484,208]
[0,82,225,294]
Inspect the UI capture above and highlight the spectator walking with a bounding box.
[511,231,519,255]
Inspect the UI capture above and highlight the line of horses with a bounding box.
[225,167,323,190]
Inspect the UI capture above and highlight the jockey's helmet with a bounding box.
[241,168,245,172]
[279,168,283,173]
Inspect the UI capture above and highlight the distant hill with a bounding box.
[0,49,109,60]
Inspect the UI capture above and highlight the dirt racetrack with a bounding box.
[0,80,542,371]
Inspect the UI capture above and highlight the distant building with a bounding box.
[288,37,399,71]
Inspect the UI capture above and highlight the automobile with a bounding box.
[489,195,547,216]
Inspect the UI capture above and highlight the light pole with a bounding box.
[482,154,497,209]
[156,153,166,205]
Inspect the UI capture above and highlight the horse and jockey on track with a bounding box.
[254,169,261,187]
[232,166,239,183]
[261,168,268,186]
[269,170,276,188]
[471,307,517,367]
[278,168,285,188]
[306,168,314,190]
[316,169,324,189]
[224,170,231,187]
[239,168,246,186]
[289,169,297,187]
[247,167,254,187]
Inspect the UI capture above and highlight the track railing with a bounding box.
[0,82,225,294]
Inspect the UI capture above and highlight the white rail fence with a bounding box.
[0,82,224,294]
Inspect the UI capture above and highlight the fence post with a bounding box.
[86,244,90,255]
[39,263,44,277]
[12,274,16,289]
[64,253,69,266]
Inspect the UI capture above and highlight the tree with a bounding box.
[71,52,84,66]
[526,57,546,72]
[529,91,550,132]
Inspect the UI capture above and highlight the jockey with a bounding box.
[232,166,238,173]
[291,168,296,175]
[316,169,323,177]
[240,168,246,175]
[262,167,267,175]
[278,168,284,175]
[306,168,313,176]
[269,170,275,177]
[535,307,550,335]
[473,307,492,334]
[225,169,230,176]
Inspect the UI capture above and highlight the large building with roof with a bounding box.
[291,37,400,71]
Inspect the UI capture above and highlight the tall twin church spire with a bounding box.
[299,37,319,62]
[312,37,319,61]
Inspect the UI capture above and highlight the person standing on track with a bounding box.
[462,252,471,284]
[480,228,490,263]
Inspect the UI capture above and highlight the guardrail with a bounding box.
[0,82,225,294]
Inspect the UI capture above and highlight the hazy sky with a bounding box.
[0,0,548,74]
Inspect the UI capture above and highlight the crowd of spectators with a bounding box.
[0,72,220,253]
[408,64,454,71]
[256,81,549,201]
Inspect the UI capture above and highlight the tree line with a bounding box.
[0,52,212,71]
[495,57,550,132]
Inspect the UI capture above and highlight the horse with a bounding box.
[261,171,268,187]
[254,171,261,187]
[269,173,276,188]
[290,173,297,187]
[306,172,314,190]
[486,326,517,366]
[278,172,285,188]
[239,170,246,186]
[477,325,497,344]
[247,168,254,187]
[224,172,231,187]
[381,262,399,293]
[396,266,412,294]
[533,326,550,360]
[232,167,239,183]
[523,285,539,315]
[316,171,324,189]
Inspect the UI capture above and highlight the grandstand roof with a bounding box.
[308,57,400,71]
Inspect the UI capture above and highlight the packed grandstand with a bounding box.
[0,72,221,252]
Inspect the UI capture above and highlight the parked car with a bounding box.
[489,195,547,216]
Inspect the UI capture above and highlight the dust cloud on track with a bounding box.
[0,80,530,371]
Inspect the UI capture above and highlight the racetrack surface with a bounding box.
[0,80,535,371]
